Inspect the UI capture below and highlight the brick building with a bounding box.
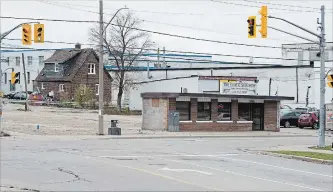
[141,92,294,132]
[34,44,112,102]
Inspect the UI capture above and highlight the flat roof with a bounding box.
[141,92,294,101]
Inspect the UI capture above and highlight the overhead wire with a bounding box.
[1,38,318,62]
[32,1,282,49]
[242,0,332,11]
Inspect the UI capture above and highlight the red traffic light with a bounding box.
[37,27,43,32]
[23,28,28,33]
[247,19,254,25]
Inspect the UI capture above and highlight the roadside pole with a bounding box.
[22,53,29,111]
[318,5,326,147]
[265,5,326,147]
[98,0,104,135]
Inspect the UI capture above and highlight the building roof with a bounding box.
[141,92,294,101]
[44,49,81,63]
[36,48,112,82]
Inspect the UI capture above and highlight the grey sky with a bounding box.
[1,0,332,64]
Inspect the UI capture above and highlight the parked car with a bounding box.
[280,109,303,128]
[298,111,319,129]
[280,104,292,109]
[295,106,317,113]
[28,92,45,101]
[4,92,18,99]
[13,92,29,100]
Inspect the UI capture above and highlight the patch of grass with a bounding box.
[269,150,333,161]
[309,146,332,151]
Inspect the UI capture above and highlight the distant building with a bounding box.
[34,44,112,102]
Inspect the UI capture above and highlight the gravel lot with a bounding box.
[1,102,142,136]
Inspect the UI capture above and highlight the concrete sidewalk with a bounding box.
[259,145,333,154]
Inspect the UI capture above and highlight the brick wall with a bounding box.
[190,98,197,122]
[264,100,279,131]
[211,99,218,122]
[231,99,238,122]
[180,122,252,131]
[37,81,72,100]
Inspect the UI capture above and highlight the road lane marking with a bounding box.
[84,155,224,191]
[158,157,326,191]
[98,153,238,158]
[216,156,333,178]
[159,167,213,175]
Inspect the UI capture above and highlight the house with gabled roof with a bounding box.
[34,43,112,102]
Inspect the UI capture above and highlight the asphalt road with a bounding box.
[1,136,332,191]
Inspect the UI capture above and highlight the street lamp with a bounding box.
[98,3,129,135]
[306,86,311,107]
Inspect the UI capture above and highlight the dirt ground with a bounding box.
[1,102,142,136]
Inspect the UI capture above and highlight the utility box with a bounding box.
[168,111,180,132]
[108,120,121,135]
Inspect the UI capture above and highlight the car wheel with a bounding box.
[312,123,318,129]
[299,126,304,129]
[284,121,291,128]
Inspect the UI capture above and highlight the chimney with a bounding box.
[75,43,81,49]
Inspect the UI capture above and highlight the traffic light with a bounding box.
[259,5,268,38]
[327,74,333,88]
[247,16,256,38]
[34,24,44,43]
[22,24,32,45]
[11,72,20,85]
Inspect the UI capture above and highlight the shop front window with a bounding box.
[238,103,252,121]
[197,102,211,121]
[217,102,231,121]
[176,101,191,121]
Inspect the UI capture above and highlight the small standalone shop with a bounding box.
[141,92,294,132]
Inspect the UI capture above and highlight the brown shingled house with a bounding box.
[34,44,112,102]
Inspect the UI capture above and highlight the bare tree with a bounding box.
[89,11,153,110]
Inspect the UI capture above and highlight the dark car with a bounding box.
[280,109,302,128]
[4,92,18,99]
[298,112,319,129]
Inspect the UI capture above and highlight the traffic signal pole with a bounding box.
[267,6,326,147]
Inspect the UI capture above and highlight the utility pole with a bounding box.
[269,78,272,96]
[265,6,326,146]
[318,5,326,147]
[22,53,29,111]
[296,67,299,103]
[98,0,104,135]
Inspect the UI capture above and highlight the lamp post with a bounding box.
[98,1,128,135]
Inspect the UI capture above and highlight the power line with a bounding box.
[2,38,315,62]
[242,0,332,11]
[1,16,300,44]
[211,0,332,13]
[32,1,282,49]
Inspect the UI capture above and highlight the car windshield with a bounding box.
[300,114,310,117]
[280,110,292,115]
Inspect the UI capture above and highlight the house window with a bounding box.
[238,103,252,121]
[54,63,59,72]
[15,57,20,66]
[59,84,64,92]
[4,73,7,84]
[88,64,96,74]
[95,84,99,95]
[27,72,30,84]
[39,56,44,65]
[27,56,32,65]
[217,102,231,121]
[197,102,211,121]
[176,101,191,121]
[41,83,45,89]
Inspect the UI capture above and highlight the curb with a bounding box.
[258,151,333,165]
[96,134,317,140]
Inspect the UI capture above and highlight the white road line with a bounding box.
[158,157,326,191]
[98,153,238,158]
[159,167,213,175]
[216,156,333,178]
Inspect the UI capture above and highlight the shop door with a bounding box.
[252,103,264,130]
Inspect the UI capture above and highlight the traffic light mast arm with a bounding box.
[257,25,318,43]
[0,22,40,40]
[268,15,321,39]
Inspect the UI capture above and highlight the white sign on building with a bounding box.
[220,80,257,95]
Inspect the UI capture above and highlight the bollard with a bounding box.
[37,124,40,130]
[108,120,121,135]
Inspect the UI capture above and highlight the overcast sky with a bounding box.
[1,0,332,64]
